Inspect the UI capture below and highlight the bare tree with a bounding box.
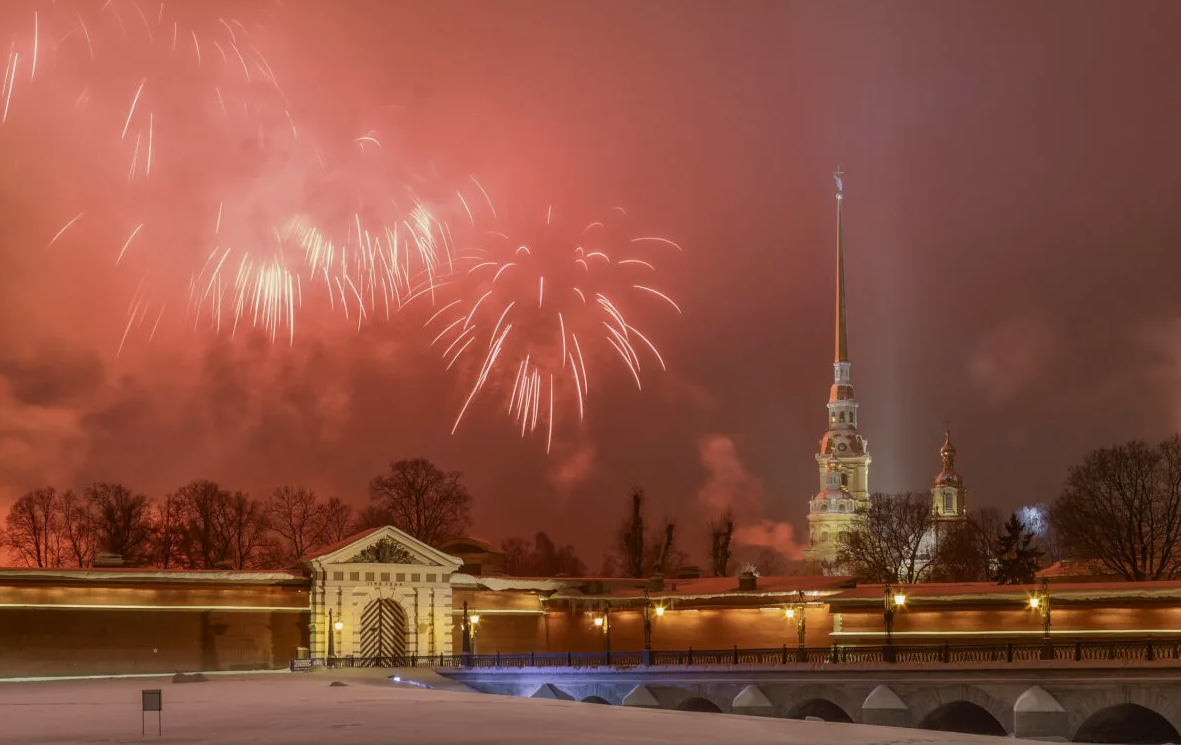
[174,480,233,569]
[367,458,472,546]
[500,533,588,577]
[617,487,646,578]
[56,490,97,568]
[86,482,153,564]
[267,486,327,563]
[151,494,186,569]
[648,520,686,578]
[3,488,61,567]
[836,492,937,583]
[708,509,735,577]
[500,536,533,575]
[1053,436,1181,581]
[321,497,353,543]
[221,491,270,569]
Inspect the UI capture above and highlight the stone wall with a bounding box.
[0,607,307,678]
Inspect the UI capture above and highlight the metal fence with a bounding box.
[289,637,1181,672]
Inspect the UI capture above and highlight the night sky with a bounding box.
[2,1,1180,567]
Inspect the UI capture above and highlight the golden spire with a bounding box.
[834,167,849,364]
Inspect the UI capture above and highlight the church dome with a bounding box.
[940,431,956,457]
[934,428,962,487]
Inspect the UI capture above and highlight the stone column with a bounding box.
[1013,686,1068,740]
[861,685,910,728]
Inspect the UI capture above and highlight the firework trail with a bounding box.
[4,1,457,348]
[428,207,682,452]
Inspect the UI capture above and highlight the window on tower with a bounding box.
[944,491,954,513]
[839,412,845,423]
[821,531,829,543]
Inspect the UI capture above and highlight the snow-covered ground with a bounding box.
[0,669,1041,745]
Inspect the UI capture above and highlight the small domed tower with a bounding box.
[932,428,966,521]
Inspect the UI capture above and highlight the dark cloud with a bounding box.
[0,345,106,408]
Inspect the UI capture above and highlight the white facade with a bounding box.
[305,526,463,660]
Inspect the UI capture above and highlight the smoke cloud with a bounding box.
[696,434,803,560]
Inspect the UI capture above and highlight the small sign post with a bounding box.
[141,689,162,736]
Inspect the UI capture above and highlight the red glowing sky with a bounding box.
[2,0,1180,567]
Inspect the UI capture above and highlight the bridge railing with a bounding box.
[290,637,1181,672]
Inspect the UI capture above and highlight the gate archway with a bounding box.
[360,598,409,660]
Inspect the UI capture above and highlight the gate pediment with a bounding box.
[304,525,463,570]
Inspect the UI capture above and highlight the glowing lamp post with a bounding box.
[641,589,659,665]
[785,590,807,662]
[327,608,336,660]
[469,614,481,656]
[883,584,906,662]
[594,608,612,663]
[1031,578,1052,659]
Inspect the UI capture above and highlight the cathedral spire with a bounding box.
[834,167,849,364]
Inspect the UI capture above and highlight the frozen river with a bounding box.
[0,669,1046,745]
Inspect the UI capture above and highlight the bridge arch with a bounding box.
[1074,704,1180,744]
[779,684,860,723]
[581,695,611,705]
[786,698,854,723]
[676,697,723,713]
[918,701,1007,737]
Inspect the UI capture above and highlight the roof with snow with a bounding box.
[826,579,1181,605]
[0,567,307,585]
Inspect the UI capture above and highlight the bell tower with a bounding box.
[932,427,967,521]
[803,170,871,567]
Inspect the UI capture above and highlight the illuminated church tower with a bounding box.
[802,170,871,566]
[932,428,967,521]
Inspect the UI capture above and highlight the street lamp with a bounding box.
[1031,578,1052,658]
[469,614,481,656]
[327,608,336,660]
[785,590,807,662]
[883,583,906,662]
[593,608,611,662]
[641,592,666,666]
[461,601,471,660]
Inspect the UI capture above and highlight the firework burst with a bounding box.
[8,1,459,348]
[429,207,682,452]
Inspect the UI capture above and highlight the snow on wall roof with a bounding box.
[0,568,307,584]
[827,579,1181,604]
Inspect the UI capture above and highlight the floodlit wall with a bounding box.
[0,573,310,678]
[450,605,832,656]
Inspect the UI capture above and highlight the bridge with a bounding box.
[304,638,1181,743]
[440,664,1181,742]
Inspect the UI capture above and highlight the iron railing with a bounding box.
[289,637,1181,672]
